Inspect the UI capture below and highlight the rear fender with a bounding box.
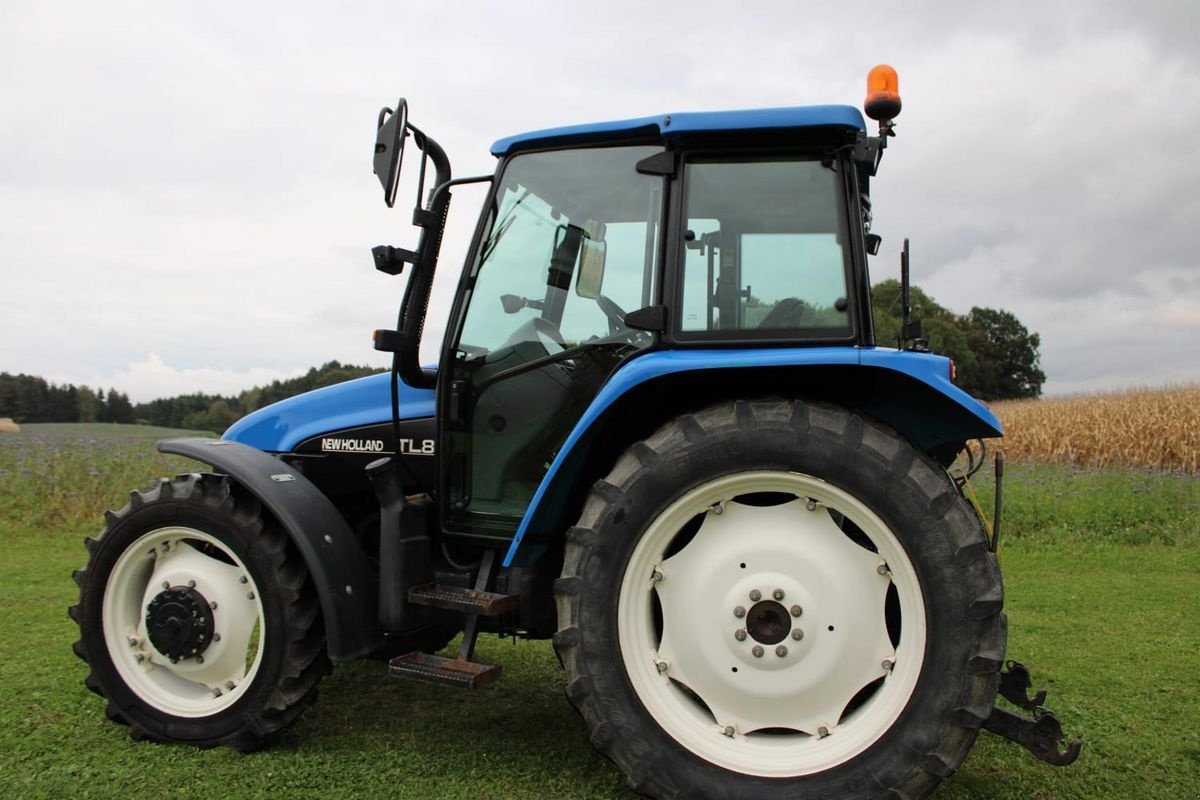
[157,438,379,661]
[502,347,1002,567]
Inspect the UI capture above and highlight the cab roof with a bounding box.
[490,104,865,157]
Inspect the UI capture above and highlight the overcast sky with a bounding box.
[3,1,1197,402]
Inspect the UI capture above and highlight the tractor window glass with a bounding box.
[678,158,852,337]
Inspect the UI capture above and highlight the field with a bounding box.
[1,416,1197,799]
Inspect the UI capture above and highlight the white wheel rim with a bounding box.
[617,471,926,777]
[102,526,266,717]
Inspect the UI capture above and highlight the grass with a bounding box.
[1,424,1198,798]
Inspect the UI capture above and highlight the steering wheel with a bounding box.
[595,294,628,335]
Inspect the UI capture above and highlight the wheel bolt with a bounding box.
[213,633,221,642]
[196,655,204,664]
[817,725,830,738]
[710,502,724,515]
[752,645,764,658]
[882,658,895,671]
[651,570,664,583]
[792,629,804,641]
[655,660,669,674]
[806,499,818,511]
[733,606,746,618]
[127,636,139,647]
[877,563,890,576]
[775,645,788,657]
[773,588,785,601]
[734,629,747,641]
[225,681,236,690]
[790,604,803,617]
[246,591,255,600]
[210,601,218,610]
[148,549,157,560]
[187,579,196,588]
[134,653,145,663]
[212,688,222,698]
[161,542,170,552]
[161,581,170,590]
[239,576,248,584]
[722,725,735,738]
[749,589,761,602]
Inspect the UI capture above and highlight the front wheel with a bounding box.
[555,400,1004,799]
[70,474,330,750]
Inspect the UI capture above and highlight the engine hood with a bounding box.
[222,372,435,453]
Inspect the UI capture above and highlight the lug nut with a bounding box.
[752,645,764,658]
[210,601,218,610]
[734,629,747,642]
[734,606,746,618]
[773,588,785,601]
[127,636,139,647]
[775,645,788,657]
[187,579,196,588]
[722,725,735,738]
[749,589,762,602]
[134,653,145,664]
[877,563,890,576]
[792,629,804,641]
[882,658,895,671]
[196,655,204,664]
[806,499,818,511]
[246,591,256,600]
[710,502,724,515]
[790,605,803,617]
[655,660,669,674]
[239,576,248,584]
[161,581,170,590]
[817,725,830,738]
[213,633,221,642]
[212,688,223,698]
[651,570,664,583]
[225,681,236,690]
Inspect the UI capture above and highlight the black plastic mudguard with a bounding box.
[157,438,380,661]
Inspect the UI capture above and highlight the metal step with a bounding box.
[388,651,502,689]
[408,583,519,616]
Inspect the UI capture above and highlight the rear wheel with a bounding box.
[70,474,330,750]
[555,399,1004,799]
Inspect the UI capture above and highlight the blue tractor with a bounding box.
[71,67,1078,798]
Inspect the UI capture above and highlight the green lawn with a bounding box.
[1,427,1196,799]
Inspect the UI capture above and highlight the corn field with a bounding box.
[992,384,1200,473]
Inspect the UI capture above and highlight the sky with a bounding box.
[3,0,1198,402]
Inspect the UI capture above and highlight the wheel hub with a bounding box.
[145,586,215,663]
[745,600,791,645]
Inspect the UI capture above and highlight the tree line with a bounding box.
[870,280,1045,400]
[0,361,381,433]
[2,286,1045,431]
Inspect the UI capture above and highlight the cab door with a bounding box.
[439,145,665,540]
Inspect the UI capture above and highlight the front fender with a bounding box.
[157,438,379,661]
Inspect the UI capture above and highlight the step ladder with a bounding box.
[388,550,516,689]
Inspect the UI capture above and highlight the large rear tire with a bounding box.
[554,399,1004,799]
[70,474,331,750]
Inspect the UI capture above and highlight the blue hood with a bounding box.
[222,372,436,453]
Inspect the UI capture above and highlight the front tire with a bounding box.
[554,400,1004,799]
[70,474,330,750]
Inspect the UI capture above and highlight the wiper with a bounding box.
[479,188,531,265]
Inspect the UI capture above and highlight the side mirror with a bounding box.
[373,98,408,208]
[575,221,607,299]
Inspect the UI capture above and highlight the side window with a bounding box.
[678,159,852,337]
